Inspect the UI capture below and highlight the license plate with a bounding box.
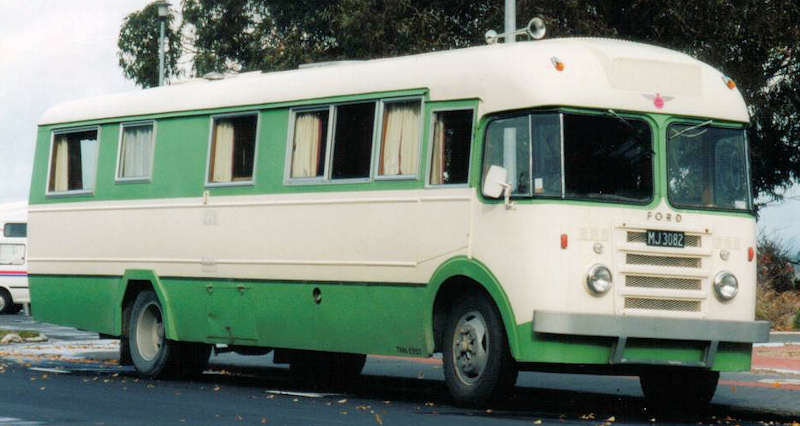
[646,230,685,248]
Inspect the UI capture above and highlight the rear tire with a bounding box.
[0,290,12,314]
[442,295,518,407]
[639,369,719,411]
[128,290,179,378]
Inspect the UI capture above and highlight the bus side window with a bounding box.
[208,113,258,184]
[331,102,376,180]
[484,116,530,195]
[117,122,155,181]
[48,129,99,194]
[429,109,474,185]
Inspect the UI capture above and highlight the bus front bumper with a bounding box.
[531,311,770,368]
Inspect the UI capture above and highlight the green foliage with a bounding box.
[118,2,182,88]
[117,0,800,199]
[794,309,800,330]
[757,236,799,293]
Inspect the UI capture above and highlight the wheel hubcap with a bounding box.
[136,302,164,361]
[451,310,489,385]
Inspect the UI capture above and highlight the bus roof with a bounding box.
[39,38,749,125]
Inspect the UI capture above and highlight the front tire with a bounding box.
[442,295,518,406]
[639,368,719,411]
[128,290,179,378]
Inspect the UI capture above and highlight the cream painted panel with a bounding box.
[471,200,756,326]
[28,189,472,284]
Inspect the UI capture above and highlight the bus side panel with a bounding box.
[159,278,429,356]
[29,275,118,335]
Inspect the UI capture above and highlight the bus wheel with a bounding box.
[129,290,178,378]
[639,369,719,410]
[0,289,12,314]
[442,295,518,407]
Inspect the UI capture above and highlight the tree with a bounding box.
[117,1,800,202]
[118,2,182,88]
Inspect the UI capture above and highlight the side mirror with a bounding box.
[483,165,514,210]
[482,165,508,199]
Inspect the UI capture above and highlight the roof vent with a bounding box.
[202,72,225,81]
[298,60,364,69]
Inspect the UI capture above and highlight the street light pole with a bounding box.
[505,0,516,44]
[156,1,170,86]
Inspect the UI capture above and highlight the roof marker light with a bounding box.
[551,57,565,72]
[722,75,736,90]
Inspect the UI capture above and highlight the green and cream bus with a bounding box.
[29,37,768,407]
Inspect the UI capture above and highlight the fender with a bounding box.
[114,269,178,340]
[426,256,520,358]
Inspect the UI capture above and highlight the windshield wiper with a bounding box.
[607,109,634,129]
[606,109,654,158]
[669,120,713,139]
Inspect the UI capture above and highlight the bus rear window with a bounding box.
[3,223,26,238]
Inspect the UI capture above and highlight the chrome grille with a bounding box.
[626,254,701,268]
[625,275,701,291]
[624,297,701,312]
[626,231,700,247]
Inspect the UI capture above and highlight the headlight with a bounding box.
[713,271,738,301]
[586,264,612,295]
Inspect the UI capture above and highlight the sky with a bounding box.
[0,0,147,203]
[0,1,797,253]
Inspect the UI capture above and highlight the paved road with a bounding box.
[1,314,799,425]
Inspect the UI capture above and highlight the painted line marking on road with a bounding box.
[28,367,70,374]
[757,378,800,386]
[720,379,800,391]
[0,418,44,425]
[265,390,342,398]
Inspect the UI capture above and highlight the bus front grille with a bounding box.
[624,297,701,312]
[625,253,701,268]
[618,228,709,315]
[625,275,701,290]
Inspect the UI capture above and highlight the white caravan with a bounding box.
[0,201,28,314]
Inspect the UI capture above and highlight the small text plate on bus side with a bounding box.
[646,230,685,248]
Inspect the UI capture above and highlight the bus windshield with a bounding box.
[483,112,653,203]
[667,124,751,211]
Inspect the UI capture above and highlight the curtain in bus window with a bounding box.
[79,137,97,191]
[430,118,445,184]
[430,110,473,185]
[0,244,24,265]
[380,101,421,176]
[120,125,153,178]
[52,135,69,192]
[291,111,328,178]
[211,120,235,182]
